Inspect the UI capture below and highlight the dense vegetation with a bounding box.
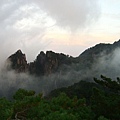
[0,76,120,120]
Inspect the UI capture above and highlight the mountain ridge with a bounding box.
[7,50,74,75]
[6,39,120,76]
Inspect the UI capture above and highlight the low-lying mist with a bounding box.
[0,47,120,99]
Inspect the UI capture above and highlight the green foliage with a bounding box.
[27,92,94,120]
[0,76,120,120]
[13,88,35,100]
[13,92,42,119]
[0,97,13,120]
[48,80,100,105]
[94,75,120,93]
[92,76,120,120]
[98,116,109,120]
[42,112,77,120]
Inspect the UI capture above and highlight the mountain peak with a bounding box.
[16,49,22,54]
[7,50,27,72]
[5,39,120,75]
[113,39,120,45]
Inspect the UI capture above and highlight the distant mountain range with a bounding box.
[1,39,119,99]
[6,39,120,77]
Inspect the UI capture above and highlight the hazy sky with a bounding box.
[0,0,120,63]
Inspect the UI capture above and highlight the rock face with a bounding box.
[7,50,72,75]
[7,50,28,72]
[44,51,58,75]
[6,39,120,75]
[29,51,59,75]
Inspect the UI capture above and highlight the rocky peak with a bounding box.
[113,39,120,47]
[36,51,46,65]
[16,49,22,54]
[6,50,73,75]
[7,49,28,72]
[29,51,59,75]
[45,51,58,74]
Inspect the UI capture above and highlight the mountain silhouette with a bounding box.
[6,39,120,76]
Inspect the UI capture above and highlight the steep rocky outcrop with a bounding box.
[7,50,28,72]
[6,39,120,75]
[29,51,59,75]
[28,51,74,75]
[7,50,73,75]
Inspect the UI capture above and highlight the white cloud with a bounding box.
[32,0,100,30]
[0,0,100,64]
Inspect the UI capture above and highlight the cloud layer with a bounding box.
[33,0,100,30]
[0,0,100,64]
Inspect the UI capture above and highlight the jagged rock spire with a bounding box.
[7,50,28,72]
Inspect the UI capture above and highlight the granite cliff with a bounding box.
[7,50,28,72]
[7,50,74,75]
[6,39,120,76]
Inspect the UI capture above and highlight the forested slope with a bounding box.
[0,76,120,120]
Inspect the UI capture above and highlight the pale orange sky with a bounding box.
[43,0,120,57]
